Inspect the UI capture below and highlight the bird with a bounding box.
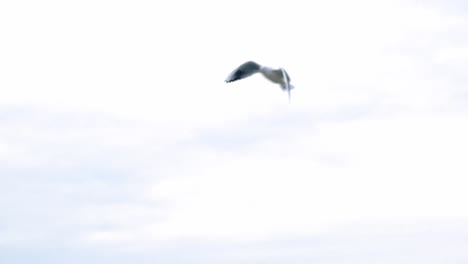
[224,61,294,101]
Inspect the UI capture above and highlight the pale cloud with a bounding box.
[5,221,466,264]
[129,113,468,242]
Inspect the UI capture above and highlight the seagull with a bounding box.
[224,61,294,101]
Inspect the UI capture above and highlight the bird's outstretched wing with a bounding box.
[280,68,291,102]
[225,61,261,83]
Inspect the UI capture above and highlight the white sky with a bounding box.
[1,0,468,263]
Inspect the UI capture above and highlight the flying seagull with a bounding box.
[224,61,294,101]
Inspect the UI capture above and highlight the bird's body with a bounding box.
[225,61,294,100]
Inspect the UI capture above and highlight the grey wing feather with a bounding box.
[225,61,261,83]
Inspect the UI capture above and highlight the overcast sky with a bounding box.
[1,0,468,263]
